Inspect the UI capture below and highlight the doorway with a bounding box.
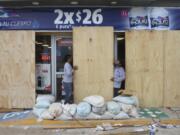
[114,32,125,89]
[35,32,73,100]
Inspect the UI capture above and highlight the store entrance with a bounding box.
[54,33,73,101]
[114,32,125,89]
[35,32,72,100]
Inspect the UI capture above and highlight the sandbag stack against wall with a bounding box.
[33,95,139,120]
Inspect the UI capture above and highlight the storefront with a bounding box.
[0,7,180,109]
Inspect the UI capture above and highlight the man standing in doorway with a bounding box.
[111,60,125,97]
[63,55,77,104]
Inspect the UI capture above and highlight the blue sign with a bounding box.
[0,7,180,30]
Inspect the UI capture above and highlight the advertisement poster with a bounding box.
[0,7,180,30]
[36,64,51,91]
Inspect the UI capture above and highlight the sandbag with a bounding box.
[92,104,106,115]
[35,100,51,109]
[113,111,129,120]
[36,94,55,103]
[48,103,63,118]
[33,107,46,118]
[100,111,115,119]
[119,103,134,113]
[129,106,139,118]
[41,110,54,120]
[113,96,138,106]
[56,113,73,120]
[76,102,91,117]
[107,101,121,115]
[62,104,77,117]
[86,112,101,120]
[83,95,105,107]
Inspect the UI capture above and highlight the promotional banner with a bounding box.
[0,7,180,30]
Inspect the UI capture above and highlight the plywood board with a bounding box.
[0,31,35,108]
[164,31,180,107]
[125,31,164,107]
[73,27,113,103]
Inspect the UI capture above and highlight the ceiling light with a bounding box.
[32,1,39,6]
[42,44,49,47]
[111,1,117,5]
[35,41,43,45]
[117,37,124,41]
[70,1,79,5]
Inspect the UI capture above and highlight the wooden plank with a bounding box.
[164,31,180,107]
[0,31,35,108]
[125,31,164,107]
[0,118,152,127]
[73,27,114,103]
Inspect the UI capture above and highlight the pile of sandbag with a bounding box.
[33,95,139,120]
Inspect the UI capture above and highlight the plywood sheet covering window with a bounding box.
[73,27,113,103]
[0,31,35,108]
[164,31,180,107]
[126,31,164,107]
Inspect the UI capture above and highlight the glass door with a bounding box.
[52,34,72,100]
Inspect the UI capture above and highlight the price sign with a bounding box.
[54,8,103,25]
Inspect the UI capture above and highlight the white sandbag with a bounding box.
[113,111,129,120]
[100,111,115,119]
[83,95,105,107]
[48,103,63,118]
[33,107,46,118]
[113,96,138,106]
[92,104,106,115]
[35,100,51,109]
[74,114,87,120]
[62,104,77,117]
[36,94,55,103]
[107,101,121,115]
[56,113,73,120]
[41,110,54,120]
[129,106,139,118]
[119,103,133,113]
[76,102,91,117]
[86,112,101,120]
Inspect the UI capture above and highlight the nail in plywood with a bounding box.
[164,31,180,107]
[0,31,35,108]
[125,31,164,107]
[73,27,113,103]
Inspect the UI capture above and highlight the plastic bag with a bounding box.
[113,111,129,119]
[92,104,106,115]
[76,102,91,117]
[107,101,121,115]
[83,95,105,107]
[48,103,63,118]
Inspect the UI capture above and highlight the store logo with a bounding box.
[151,16,169,28]
[129,16,149,27]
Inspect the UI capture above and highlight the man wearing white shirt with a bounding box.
[111,60,125,97]
[63,55,77,104]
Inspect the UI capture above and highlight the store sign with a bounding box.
[0,7,180,30]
